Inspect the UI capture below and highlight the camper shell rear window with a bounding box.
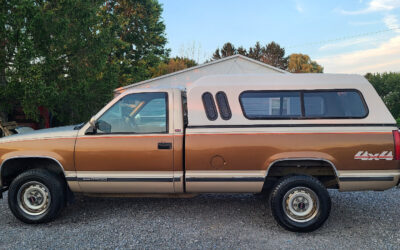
[239,89,368,119]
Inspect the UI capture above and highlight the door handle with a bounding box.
[158,142,172,150]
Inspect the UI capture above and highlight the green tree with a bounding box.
[32,0,121,124]
[247,42,263,61]
[149,57,197,78]
[105,0,169,85]
[211,48,221,60]
[210,41,289,70]
[237,46,247,56]
[0,0,169,125]
[287,53,323,73]
[0,0,45,122]
[212,42,237,60]
[261,42,287,70]
[365,72,400,124]
[220,42,236,58]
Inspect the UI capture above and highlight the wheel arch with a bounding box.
[0,156,67,187]
[265,158,340,189]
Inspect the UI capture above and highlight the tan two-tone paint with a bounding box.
[0,74,399,195]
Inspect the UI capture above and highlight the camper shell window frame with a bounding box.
[239,89,369,120]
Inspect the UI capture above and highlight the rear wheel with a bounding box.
[270,175,331,232]
[8,169,66,224]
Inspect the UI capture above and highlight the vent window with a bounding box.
[216,91,232,120]
[202,92,218,121]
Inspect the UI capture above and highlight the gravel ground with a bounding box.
[1,189,400,249]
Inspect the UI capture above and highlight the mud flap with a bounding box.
[0,187,8,199]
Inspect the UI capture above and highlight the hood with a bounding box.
[0,125,79,143]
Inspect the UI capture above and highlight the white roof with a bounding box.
[115,55,288,93]
[186,73,396,126]
[188,73,367,90]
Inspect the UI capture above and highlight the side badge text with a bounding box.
[354,151,393,161]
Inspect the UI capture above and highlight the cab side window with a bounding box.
[97,92,168,134]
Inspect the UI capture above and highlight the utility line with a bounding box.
[285,27,400,48]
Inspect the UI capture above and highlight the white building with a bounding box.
[114,54,288,94]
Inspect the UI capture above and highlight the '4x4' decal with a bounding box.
[354,151,393,160]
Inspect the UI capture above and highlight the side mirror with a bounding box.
[85,117,97,135]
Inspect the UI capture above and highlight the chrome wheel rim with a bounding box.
[17,181,51,216]
[282,187,319,223]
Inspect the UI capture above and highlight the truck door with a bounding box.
[74,91,175,193]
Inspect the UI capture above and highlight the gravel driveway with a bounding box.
[1,189,400,249]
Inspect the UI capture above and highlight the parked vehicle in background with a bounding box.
[13,126,35,135]
[0,74,399,232]
[0,119,35,138]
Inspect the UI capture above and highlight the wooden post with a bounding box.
[0,118,17,137]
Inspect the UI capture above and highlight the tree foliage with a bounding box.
[212,42,236,60]
[104,0,169,85]
[149,57,197,78]
[262,42,287,70]
[287,53,323,73]
[211,41,291,71]
[0,0,39,122]
[365,72,400,124]
[0,0,168,125]
[247,42,263,61]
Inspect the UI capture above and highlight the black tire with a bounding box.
[270,175,331,232]
[8,169,66,224]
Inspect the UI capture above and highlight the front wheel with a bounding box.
[270,175,331,232]
[8,169,66,224]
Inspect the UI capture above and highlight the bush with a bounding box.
[365,72,400,124]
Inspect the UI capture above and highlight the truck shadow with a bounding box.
[2,189,400,234]
[56,189,400,233]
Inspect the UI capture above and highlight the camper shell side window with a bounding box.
[239,89,368,120]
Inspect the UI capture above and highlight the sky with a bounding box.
[158,0,400,74]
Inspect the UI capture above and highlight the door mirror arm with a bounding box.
[85,117,97,135]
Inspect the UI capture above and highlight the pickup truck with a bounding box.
[0,74,399,232]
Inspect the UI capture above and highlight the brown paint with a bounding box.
[185,132,398,172]
[186,132,392,136]
[75,135,174,172]
[173,135,184,172]
[0,130,398,193]
[0,138,76,172]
